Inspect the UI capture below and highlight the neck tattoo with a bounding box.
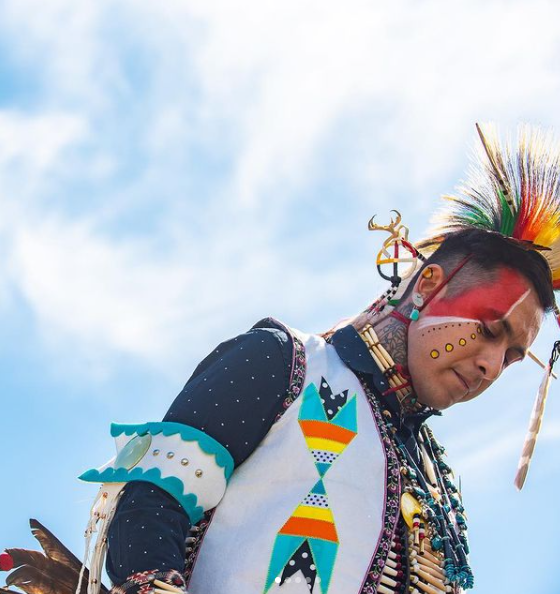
[373,303,413,367]
[358,304,422,413]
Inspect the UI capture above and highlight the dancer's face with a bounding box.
[407,266,543,410]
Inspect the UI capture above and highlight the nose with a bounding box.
[475,347,504,383]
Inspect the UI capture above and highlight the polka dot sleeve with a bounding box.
[106,321,295,586]
[163,322,294,465]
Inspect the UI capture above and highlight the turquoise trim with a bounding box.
[79,467,204,524]
[110,421,234,479]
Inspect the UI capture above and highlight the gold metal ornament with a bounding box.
[400,492,423,530]
[368,210,421,283]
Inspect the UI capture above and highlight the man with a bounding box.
[1,125,559,594]
[81,232,553,594]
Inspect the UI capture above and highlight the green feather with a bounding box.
[498,188,515,236]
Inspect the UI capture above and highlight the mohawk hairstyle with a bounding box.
[409,228,556,314]
[418,123,560,291]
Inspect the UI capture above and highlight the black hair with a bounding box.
[407,228,555,313]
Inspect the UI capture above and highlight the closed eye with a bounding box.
[480,323,495,339]
[480,323,525,368]
[504,349,525,368]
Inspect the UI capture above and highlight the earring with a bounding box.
[422,267,434,279]
[410,292,424,321]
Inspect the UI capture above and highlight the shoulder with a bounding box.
[249,317,295,350]
[186,317,297,383]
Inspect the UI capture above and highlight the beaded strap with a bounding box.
[110,570,187,594]
[358,381,402,594]
[183,512,214,588]
[274,332,306,422]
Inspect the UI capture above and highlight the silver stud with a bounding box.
[181,458,189,466]
[195,469,203,477]
[153,449,160,456]
[167,452,175,459]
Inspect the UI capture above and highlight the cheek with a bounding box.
[415,321,481,363]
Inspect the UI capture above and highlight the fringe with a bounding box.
[76,484,126,594]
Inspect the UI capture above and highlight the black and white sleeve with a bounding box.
[105,319,298,585]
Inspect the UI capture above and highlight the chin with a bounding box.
[418,399,448,411]
[415,388,453,411]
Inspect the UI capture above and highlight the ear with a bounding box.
[413,264,448,301]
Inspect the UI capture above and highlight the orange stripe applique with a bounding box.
[298,419,356,444]
[264,380,358,593]
[279,516,339,543]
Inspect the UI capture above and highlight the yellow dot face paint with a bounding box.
[471,333,476,340]
[430,349,440,359]
[445,343,454,352]
[459,338,467,346]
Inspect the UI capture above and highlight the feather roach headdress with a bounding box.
[420,123,560,289]
[420,123,560,490]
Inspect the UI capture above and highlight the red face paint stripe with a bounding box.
[424,268,530,322]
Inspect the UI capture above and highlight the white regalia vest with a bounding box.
[186,327,401,594]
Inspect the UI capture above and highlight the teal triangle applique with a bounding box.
[264,380,359,594]
[263,534,305,593]
[330,394,358,433]
[315,462,331,477]
[309,538,339,594]
[299,383,328,422]
[311,479,326,495]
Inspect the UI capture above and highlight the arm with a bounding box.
[104,321,295,588]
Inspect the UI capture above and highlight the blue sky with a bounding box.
[1,1,560,593]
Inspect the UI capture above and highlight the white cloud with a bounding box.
[11,218,192,362]
[0,109,89,309]
[7,0,560,210]
[0,110,87,188]
[175,0,560,206]
[2,0,560,380]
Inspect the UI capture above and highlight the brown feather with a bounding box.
[6,566,67,594]
[5,549,85,594]
[2,520,108,594]
[5,550,51,573]
[29,520,83,572]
